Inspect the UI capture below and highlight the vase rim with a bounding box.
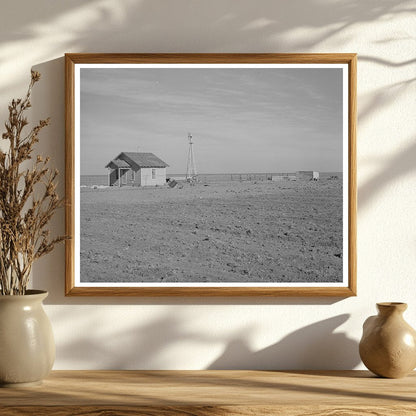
[377,302,407,312]
[0,290,48,301]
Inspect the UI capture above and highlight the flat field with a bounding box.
[80,179,343,283]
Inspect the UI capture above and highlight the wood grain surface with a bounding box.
[1,370,415,415]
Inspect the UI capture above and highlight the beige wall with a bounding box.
[0,0,415,370]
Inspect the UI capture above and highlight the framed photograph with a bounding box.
[65,53,356,296]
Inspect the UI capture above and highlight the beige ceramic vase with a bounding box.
[359,302,416,378]
[0,290,55,387]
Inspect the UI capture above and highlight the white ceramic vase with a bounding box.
[0,290,55,387]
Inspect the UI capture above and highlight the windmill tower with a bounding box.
[186,132,197,182]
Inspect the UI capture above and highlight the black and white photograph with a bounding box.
[65,54,356,296]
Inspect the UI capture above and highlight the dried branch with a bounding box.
[0,71,66,295]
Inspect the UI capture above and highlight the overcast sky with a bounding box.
[80,66,343,175]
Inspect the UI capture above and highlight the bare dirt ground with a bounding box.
[80,180,343,283]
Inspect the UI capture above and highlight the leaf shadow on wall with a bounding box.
[53,308,359,370]
[356,55,416,211]
[359,138,416,211]
[27,1,416,304]
[0,0,413,96]
[207,314,360,370]
[54,312,215,369]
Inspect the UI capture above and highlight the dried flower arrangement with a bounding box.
[0,71,65,295]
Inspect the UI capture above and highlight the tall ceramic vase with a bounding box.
[0,290,55,387]
[359,302,416,378]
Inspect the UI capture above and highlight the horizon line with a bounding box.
[81,170,343,176]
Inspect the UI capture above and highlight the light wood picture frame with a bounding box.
[65,53,356,296]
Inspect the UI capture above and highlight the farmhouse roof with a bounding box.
[106,159,131,169]
[105,152,169,169]
[124,152,168,168]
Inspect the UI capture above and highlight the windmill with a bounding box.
[185,132,197,183]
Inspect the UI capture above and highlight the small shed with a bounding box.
[105,152,169,187]
[296,171,319,181]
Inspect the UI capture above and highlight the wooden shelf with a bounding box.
[1,370,415,415]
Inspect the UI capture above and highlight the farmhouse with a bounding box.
[105,152,169,187]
